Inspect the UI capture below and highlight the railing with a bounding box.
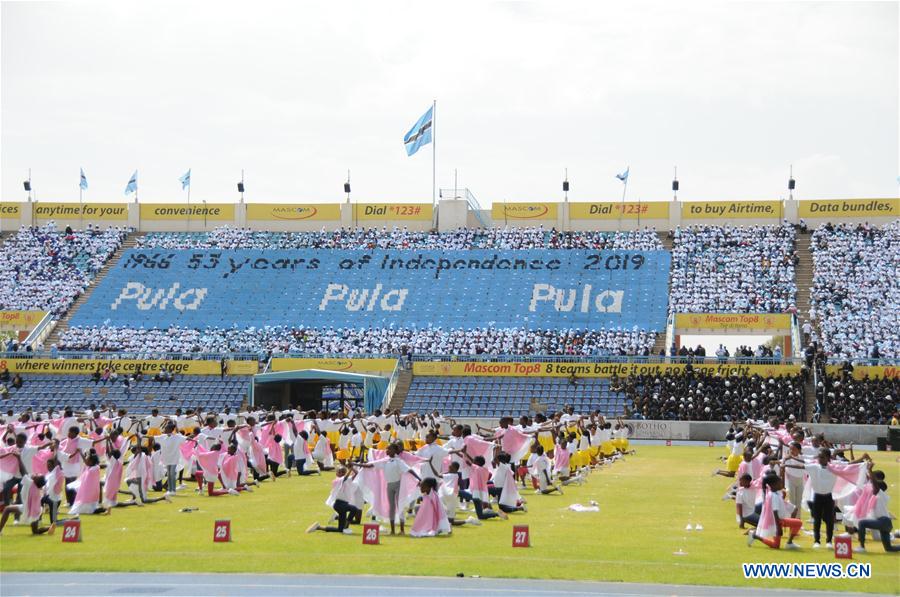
[382,359,402,411]
[23,312,55,349]
[791,313,802,358]
[440,187,490,229]
[0,350,262,362]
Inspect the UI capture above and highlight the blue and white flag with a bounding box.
[79,168,88,190]
[616,167,630,183]
[124,170,138,195]
[179,169,191,190]
[403,106,433,157]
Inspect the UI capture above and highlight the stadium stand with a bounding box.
[59,226,670,356]
[0,223,130,316]
[403,376,627,418]
[0,373,251,414]
[668,223,797,314]
[808,221,900,360]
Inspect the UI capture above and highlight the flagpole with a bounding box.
[432,98,437,228]
[187,178,191,233]
[621,171,629,203]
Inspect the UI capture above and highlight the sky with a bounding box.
[1,1,897,205]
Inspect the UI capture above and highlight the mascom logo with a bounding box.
[315,360,354,371]
[504,204,550,219]
[272,206,318,220]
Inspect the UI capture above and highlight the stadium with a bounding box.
[1,3,898,597]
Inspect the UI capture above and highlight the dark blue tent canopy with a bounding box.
[252,369,389,413]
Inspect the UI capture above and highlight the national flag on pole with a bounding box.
[79,168,88,190]
[616,167,630,182]
[179,169,191,190]
[124,170,138,195]
[403,106,433,156]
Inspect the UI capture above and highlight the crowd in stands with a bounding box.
[818,370,898,426]
[135,225,664,251]
[808,221,900,361]
[58,325,658,357]
[620,369,807,421]
[668,223,797,314]
[808,343,898,425]
[0,224,130,316]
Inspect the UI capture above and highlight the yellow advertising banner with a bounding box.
[247,203,341,221]
[824,365,899,380]
[352,204,432,221]
[33,202,129,221]
[0,357,255,376]
[570,201,669,220]
[798,198,899,219]
[681,201,783,219]
[0,311,47,332]
[491,202,558,221]
[674,313,792,332]
[0,202,22,218]
[225,360,260,375]
[140,204,235,221]
[412,360,801,379]
[270,357,398,373]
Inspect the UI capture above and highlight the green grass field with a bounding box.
[1,445,898,593]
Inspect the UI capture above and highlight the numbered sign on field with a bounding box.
[213,519,231,543]
[834,534,852,559]
[512,525,530,548]
[708,441,715,447]
[665,440,672,447]
[61,519,81,543]
[363,523,380,545]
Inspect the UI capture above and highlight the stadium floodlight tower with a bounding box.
[672,166,679,201]
[788,165,796,200]
[23,169,32,202]
[344,170,351,204]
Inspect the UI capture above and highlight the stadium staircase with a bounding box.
[654,231,674,355]
[794,231,820,421]
[44,231,140,347]
[386,369,413,411]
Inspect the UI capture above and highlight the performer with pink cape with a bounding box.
[409,477,451,537]
[194,443,236,496]
[356,444,422,535]
[747,474,801,549]
[856,476,900,553]
[68,454,107,516]
[0,474,55,536]
[460,452,507,521]
[102,449,138,508]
